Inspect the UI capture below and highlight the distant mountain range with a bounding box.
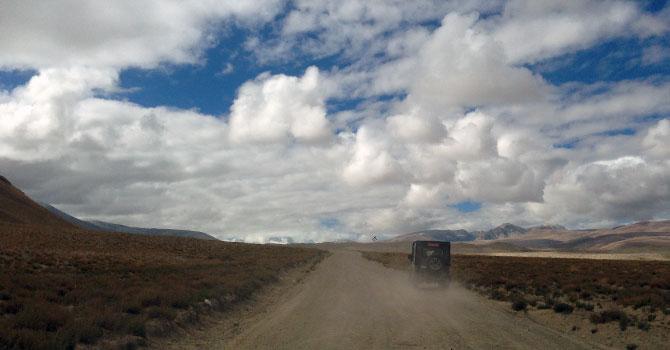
[494,220,670,253]
[41,203,217,240]
[390,223,538,242]
[473,223,528,240]
[388,220,670,254]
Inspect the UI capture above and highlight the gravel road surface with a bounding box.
[165,249,600,349]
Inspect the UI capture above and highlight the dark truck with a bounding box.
[408,241,451,287]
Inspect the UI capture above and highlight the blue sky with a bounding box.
[122,12,667,122]
[4,31,666,118]
[2,1,668,118]
[0,1,669,241]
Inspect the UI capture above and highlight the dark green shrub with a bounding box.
[14,304,69,332]
[126,319,146,338]
[7,328,76,350]
[95,311,126,331]
[140,295,161,307]
[637,320,650,331]
[75,323,104,344]
[590,309,628,324]
[591,309,632,330]
[146,306,176,320]
[553,303,574,314]
[576,301,594,311]
[124,305,141,315]
[491,289,505,300]
[511,300,527,311]
[1,300,22,314]
[170,299,190,309]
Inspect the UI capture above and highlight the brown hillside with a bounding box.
[0,175,74,228]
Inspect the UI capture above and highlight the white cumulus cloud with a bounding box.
[229,66,331,144]
[0,0,284,69]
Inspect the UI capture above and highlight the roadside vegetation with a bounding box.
[361,251,670,333]
[0,223,325,349]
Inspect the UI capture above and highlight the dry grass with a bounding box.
[480,251,670,261]
[0,223,325,349]
[361,251,670,330]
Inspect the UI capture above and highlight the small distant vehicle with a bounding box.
[408,240,451,287]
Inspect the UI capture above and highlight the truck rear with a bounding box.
[408,241,451,287]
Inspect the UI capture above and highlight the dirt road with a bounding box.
[166,250,601,349]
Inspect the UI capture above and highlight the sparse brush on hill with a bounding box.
[0,224,325,349]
